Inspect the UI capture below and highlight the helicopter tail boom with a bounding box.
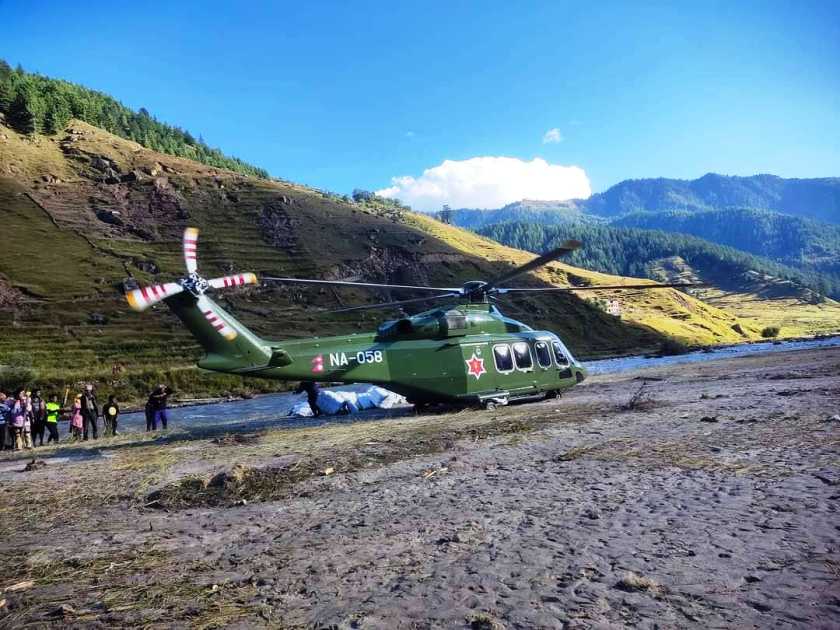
[164,291,271,373]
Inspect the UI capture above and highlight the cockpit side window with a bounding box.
[552,341,570,367]
[512,342,533,371]
[493,344,514,373]
[534,341,552,368]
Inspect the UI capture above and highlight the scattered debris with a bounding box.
[322,467,335,476]
[4,580,35,593]
[22,459,47,472]
[51,603,76,617]
[822,414,840,423]
[423,466,448,480]
[700,416,719,423]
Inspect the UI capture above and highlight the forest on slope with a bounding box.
[0,59,269,178]
[613,208,840,290]
[478,221,840,299]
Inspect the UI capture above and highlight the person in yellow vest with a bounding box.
[103,395,120,436]
[45,394,61,444]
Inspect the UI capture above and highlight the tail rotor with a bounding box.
[126,227,258,340]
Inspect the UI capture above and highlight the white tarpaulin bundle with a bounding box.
[289,385,406,417]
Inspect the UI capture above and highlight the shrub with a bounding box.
[761,326,780,338]
[658,338,690,356]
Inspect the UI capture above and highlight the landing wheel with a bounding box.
[484,400,497,411]
[413,402,430,413]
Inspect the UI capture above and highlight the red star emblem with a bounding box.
[465,353,486,380]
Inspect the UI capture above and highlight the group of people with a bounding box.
[0,383,173,451]
[0,384,121,451]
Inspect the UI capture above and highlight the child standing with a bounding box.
[103,395,119,436]
[69,396,83,441]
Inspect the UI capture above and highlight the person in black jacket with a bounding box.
[295,381,322,417]
[103,395,120,436]
[80,383,99,440]
[29,388,47,446]
[147,384,173,430]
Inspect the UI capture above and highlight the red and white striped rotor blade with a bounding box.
[183,227,199,274]
[126,283,183,312]
[197,295,238,341]
[207,273,258,290]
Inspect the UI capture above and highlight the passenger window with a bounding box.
[512,342,533,370]
[493,344,513,372]
[535,342,552,368]
[552,341,570,367]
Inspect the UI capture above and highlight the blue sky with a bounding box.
[2,0,839,209]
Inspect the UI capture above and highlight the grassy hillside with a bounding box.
[2,119,771,402]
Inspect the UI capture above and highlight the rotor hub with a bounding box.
[180,272,209,297]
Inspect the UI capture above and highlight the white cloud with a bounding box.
[375,156,591,212]
[542,128,563,144]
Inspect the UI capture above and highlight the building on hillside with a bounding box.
[606,299,622,318]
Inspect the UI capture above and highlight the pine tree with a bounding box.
[7,85,39,134]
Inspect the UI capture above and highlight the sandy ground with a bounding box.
[1,347,838,629]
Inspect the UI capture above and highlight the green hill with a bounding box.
[0,59,268,178]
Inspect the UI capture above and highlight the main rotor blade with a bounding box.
[263,277,461,293]
[497,282,707,293]
[126,282,184,311]
[320,292,459,314]
[207,273,258,290]
[183,227,199,274]
[484,240,582,291]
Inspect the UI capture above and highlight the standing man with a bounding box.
[0,391,10,450]
[295,381,322,417]
[30,388,47,447]
[45,394,61,444]
[80,383,99,440]
[148,384,173,430]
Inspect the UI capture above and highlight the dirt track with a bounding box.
[1,347,839,629]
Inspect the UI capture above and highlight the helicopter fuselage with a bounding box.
[167,295,587,407]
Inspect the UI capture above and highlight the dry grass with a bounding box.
[617,571,664,595]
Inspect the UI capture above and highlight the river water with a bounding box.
[116,336,840,434]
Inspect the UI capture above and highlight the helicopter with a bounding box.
[126,227,699,410]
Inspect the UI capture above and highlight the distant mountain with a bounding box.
[581,173,840,223]
[444,199,594,230]
[444,175,840,295]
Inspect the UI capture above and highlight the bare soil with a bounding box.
[1,347,839,629]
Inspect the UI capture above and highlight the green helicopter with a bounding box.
[126,228,695,409]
